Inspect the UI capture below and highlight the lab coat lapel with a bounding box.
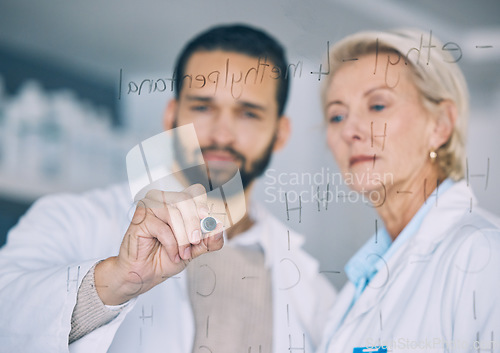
[340,181,474,329]
[253,203,315,353]
[340,262,392,328]
[321,282,356,339]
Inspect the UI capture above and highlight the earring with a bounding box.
[429,150,437,162]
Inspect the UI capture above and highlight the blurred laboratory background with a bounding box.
[1,0,499,288]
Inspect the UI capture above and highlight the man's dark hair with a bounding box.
[173,24,290,116]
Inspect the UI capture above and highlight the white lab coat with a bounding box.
[317,180,500,353]
[0,183,336,353]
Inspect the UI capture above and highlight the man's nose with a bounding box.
[210,110,236,146]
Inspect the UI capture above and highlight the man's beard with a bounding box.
[172,119,276,192]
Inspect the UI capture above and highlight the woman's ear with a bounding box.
[273,116,291,152]
[163,99,178,131]
[430,100,457,149]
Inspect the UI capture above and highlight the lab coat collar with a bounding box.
[344,179,455,296]
[225,201,267,250]
[340,179,475,327]
[408,179,475,254]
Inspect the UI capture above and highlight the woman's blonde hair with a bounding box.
[322,29,469,180]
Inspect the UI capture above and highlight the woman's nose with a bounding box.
[341,112,367,144]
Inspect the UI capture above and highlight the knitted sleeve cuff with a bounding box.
[69,262,128,343]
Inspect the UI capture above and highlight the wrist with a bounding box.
[94,257,139,305]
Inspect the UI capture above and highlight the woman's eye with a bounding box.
[242,110,259,119]
[329,114,345,123]
[371,104,385,112]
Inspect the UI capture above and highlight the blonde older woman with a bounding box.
[318,29,500,353]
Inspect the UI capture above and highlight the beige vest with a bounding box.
[187,245,273,353]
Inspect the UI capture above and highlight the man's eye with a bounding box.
[371,104,385,112]
[329,114,345,123]
[191,105,209,112]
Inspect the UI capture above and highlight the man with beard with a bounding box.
[0,24,335,353]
